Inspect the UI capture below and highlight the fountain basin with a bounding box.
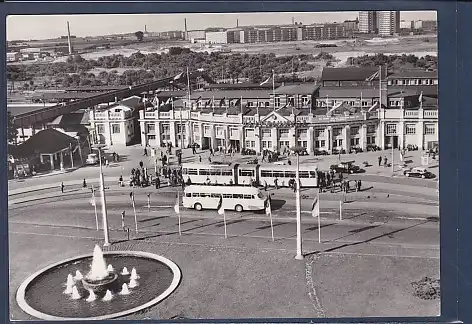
[16,251,181,321]
[82,272,118,293]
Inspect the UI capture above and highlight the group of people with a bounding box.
[260,150,280,163]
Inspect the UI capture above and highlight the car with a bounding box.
[330,161,361,174]
[403,167,434,179]
[86,153,99,165]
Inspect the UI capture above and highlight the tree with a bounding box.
[135,31,144,42]
[7,111,18,144]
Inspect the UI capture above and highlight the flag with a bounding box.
[196,96,202,104]
[90,190,96,207]
[165,98,171,105]
[219,97,226,107]
[205,98,212,107]
[174,72,184,80]
[234,98,241,107]
[260,76,272,86]
[217,195,224,215]
[174,193,180,214]
[418,91,423,103]
[312,195,320,218]
[265,196,272,217]
[365,69,380,81]
[130,191,135,204]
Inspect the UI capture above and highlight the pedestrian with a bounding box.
[208,156,212,163]
[378,156,382,166]
[143,147,148,156]
[345,181,350,193]
[210,147,214,156]
[139,161,144,168]
[105,159,109,167]
[383,156,388,167]
[187,177,192,186]
[288,159,292,166]
[229,179,234,185]
[121,211,125,231]
[199,155,202,163]
[119,175,123,187]
[82,178,87,188]
[358,179,362,192]
[293,181,297,193]
[61,182,65,193]
[274,178,279,190]
[319,183,323,193]
[264,180,268,191]
[155,177,160,189]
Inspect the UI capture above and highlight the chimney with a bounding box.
[144,24,147,33]
[184,18,188,41]
[292,17,295,25]
[236,19,239,28]
[67,21,72,55]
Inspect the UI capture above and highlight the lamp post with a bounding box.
[295,151,303,260]
[92,143,111,246]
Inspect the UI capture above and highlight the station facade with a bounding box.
[138,69,439,153]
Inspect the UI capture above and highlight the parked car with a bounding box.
[330,161,361,174]
[350,147,363,153]
[367,144,382,152]
[403,167,434,179]
[313,149,329,156]
[86,153,99,165]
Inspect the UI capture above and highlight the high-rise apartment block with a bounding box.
[358,11,377,33]
[377,11,400,36]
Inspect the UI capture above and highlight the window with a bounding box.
[285,171,296,178]
[146,123,155,133]
[333,139,343,147]
[262,141,267,148]
[177,124,186,134]
[405,124,416,135]
[148,135,156,140]
[367,136,376,144]
[193,124,200,133]
[350,126,359,135]
[204,125,211,134]
[245,140,251,148]
[162,124,170,133]
[287,96,295,106]
[261,170,273,177]
[333,128,342,137]
[96,124,105,134]
[299,171,309,178]
[274,96,281,108]
[362,101,369,107]
[386,124,397,135]
[230,127,238,137]
[278,129,289,137]
[216,126,224,136]
[350,138,360,146]
[302,96,309,106]
[315,129,325,137]
[424,124,436,135]
[239,169,255,177]
[367,124,376,133]
[111,124,121,134]
[297,129,307,137]
[315,140,325,148]
[245,128,254,138]
[223,194,232,199]
[261,129,271,137]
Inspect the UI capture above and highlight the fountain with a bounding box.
[85,290,96,302]
[130,268,139,280]
[102,290,113,301]
[70,286,81,300]
[129,278,138,288]
[17,247,182,320]
[74,270,83,281]
[81,245,118,292]
[119,283,130,295]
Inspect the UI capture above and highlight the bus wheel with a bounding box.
[235,204,243,212]
[194,203,202,211]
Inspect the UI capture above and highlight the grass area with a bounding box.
[310,253,440,317]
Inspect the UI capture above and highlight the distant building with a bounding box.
[7,52,20,62]
[377,11,400,36]
[400,20,413,30]
[359,11,378,33]
[187,30,206,42]
[158,30,185,40]
[420,20,437,32]
[342,20,358,31]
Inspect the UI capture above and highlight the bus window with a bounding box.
[182,168,188,174]
[299,171,309,178]
[233,193,243,199]
[239,170,254,177]
[210,169,221,176]
[273,171,284,178]
[243,194,252,199]
[185,193,191,197]
[200,193,209,197]
[188,168,198,175]
[222,169,233,176]
[223,194,232,199]
[192,193,199,197]
[309,171,317,178]
[261,170,272,177]
[199,169,209,175]
[285,171,296,178]
[210,193,220,198]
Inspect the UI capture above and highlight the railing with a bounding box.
[159,112,171,118]
[144,112,156,119]
[423,110,438,118]
[404,111,419,118]
[314,114,365,123]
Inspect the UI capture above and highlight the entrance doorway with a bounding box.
[385,136,398,149]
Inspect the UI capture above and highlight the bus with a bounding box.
[258,164,319,187]
[182,185,266,212]
[181,162,320,187]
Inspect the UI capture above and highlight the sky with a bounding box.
[6,11,437,41]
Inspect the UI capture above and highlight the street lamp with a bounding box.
[292,117,304,260]
[92,143,111,246]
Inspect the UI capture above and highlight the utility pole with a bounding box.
[93,144,110,246]
[295,151,303,260]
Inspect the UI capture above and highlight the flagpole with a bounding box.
[177,192,182,236]
[92,185,99,231]
[295,152,303,260]
[272,69,275,111]
[131,191,138,233]
[318,193,321,244]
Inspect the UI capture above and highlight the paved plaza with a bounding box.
[8,145,440,320]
